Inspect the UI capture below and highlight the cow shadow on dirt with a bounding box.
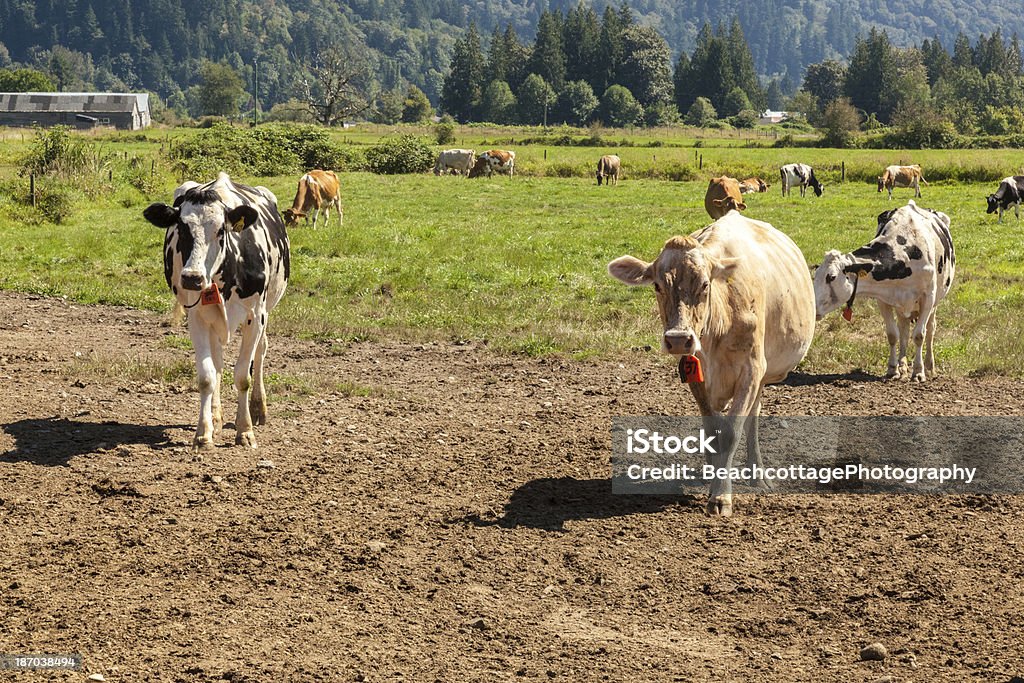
[1,416,182,467]
[467,476,697,531]
[782,370,886,387]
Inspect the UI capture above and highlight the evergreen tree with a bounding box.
[441,22,485,122]
[765,79,785,110]
[845,29,894,121]
[920,37,952,86]
[594,5,628,94]
[952,32,974,69]
[527,10,566,90]
[726,18,763,109]
[563,3,600,85]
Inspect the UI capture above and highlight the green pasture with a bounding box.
[1,126,1024,377]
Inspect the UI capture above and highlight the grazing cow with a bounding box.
[143,172,290,451]
[986,176,1024,223]
[282,170,342,230]
[812,200,954,382]
[738,177,770,194]
[704,176,747,219]
[434,148,476,176]
[469,149,515,178]
[608,212,816,516]
[878,164,928,200]
[780,163,824,197]
[596,154,621,186]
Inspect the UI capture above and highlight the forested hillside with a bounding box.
[0,0,1022,111]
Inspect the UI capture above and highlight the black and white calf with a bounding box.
[813,200,954,382]
[986,176,1024,223]
[143,172,290,450]
[780,163,824,197]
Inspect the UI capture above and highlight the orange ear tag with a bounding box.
[201,282,223,306]
[842,306,853,322]
[681,355,704,383]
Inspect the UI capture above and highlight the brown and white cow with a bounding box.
[813,200,954,382]
[434,148,475,176]
[282,170,343,229]
[468,149,515,178]
[878,164,927,200]
[608,212,816,516]
[738,177,770,194]
[704,176,746,219]
[597,154,621,186]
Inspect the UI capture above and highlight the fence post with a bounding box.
[544,149,547,160]
[842,161,846,183]
[699,154,703,170]
[152,159,156,176]
[30,173,35,207]
[109,169,113,182]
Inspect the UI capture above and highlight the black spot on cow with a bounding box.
[896,235,907,245]
[937,255,944,274]
[853,241,912,281]
[172,285,178,294]
[906,244,923,260]
[182,187,221,205]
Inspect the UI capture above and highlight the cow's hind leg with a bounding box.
[233,306,267,448]
[924,311,937,378]
[250,330,269,426]
[878,302,902,379]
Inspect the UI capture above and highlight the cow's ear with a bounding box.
[608,255,653,286]
[226,205,259,232]
[143,203,179,228]
[843,261,873,276]
[736,200,747,211]
[710,256,740,281]
[809,263,819,275]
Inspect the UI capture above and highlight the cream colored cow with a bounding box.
[608,211,816,516]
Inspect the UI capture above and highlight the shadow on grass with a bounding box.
[2,416,183,467]
[466,476,697,531]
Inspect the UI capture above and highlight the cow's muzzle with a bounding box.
[663,329,699,355]
[180,272,205,291]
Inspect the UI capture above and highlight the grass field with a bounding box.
[2,125,1024,377]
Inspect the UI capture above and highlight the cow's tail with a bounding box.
[920,175,929,185]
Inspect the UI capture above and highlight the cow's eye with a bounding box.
[825,273,835,284]
[701,281,709,292]
[653,282,662,294]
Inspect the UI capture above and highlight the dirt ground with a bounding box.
[1,290,1023,682]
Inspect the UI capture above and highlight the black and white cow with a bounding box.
[986,176,1024,223]
[780,163,824,197]
[812,200,954,382]
[143,172,290,450]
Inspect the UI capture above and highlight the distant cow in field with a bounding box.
[143,172,290,450]
[780,163,823,197]
[878,164,927,200]
[738,177,770,193]
[434,149,475,176]
[469,149,515,178]
[282,170,342,229]
[986,176,1024,223]
[608,211,816,516]
[813,200,954,382]
[596,155,621,185]
[704,176,746,219]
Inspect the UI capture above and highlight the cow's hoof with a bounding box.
[747,476,775,492]
[705,495,733,517]
[235,431,258,449]
[213,411,223,433]
[885,365,899,379]
[192,437,215,452]
[911,372,926,383]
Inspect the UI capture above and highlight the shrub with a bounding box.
[730,109,758,129]
[36,184,81,224]
[599,85,643,128]
[364,135,435,174]
[435,116,456,145]
[685,97,717,127]
[21,126,97,177]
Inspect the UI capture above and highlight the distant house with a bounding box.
[0,92,151,130]
[759,110,789,124]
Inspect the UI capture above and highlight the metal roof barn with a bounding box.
[0,92,151,130]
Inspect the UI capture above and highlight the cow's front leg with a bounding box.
[190,317,218,451]
[233,307,266,448]
[706,364,765,517]
[209,326,224,434]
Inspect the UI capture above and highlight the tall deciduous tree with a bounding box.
[802,60,846,111]
[556,79,598,126]
[598,84,642,127]
[401,85,433,122]
[199,60,244,117]
[617,25,672,107]
[300,44,371,126]
[517,73,556,125]
[479,80,517,123]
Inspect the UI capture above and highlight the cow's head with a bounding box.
[812,250,873,320]
[813,182,825,197]
[468,158,489,178]
[282,208,305,226]
[877,177,885,192]
[143,180,258,292]
[608,236,739,355]
[986,194,999,214]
